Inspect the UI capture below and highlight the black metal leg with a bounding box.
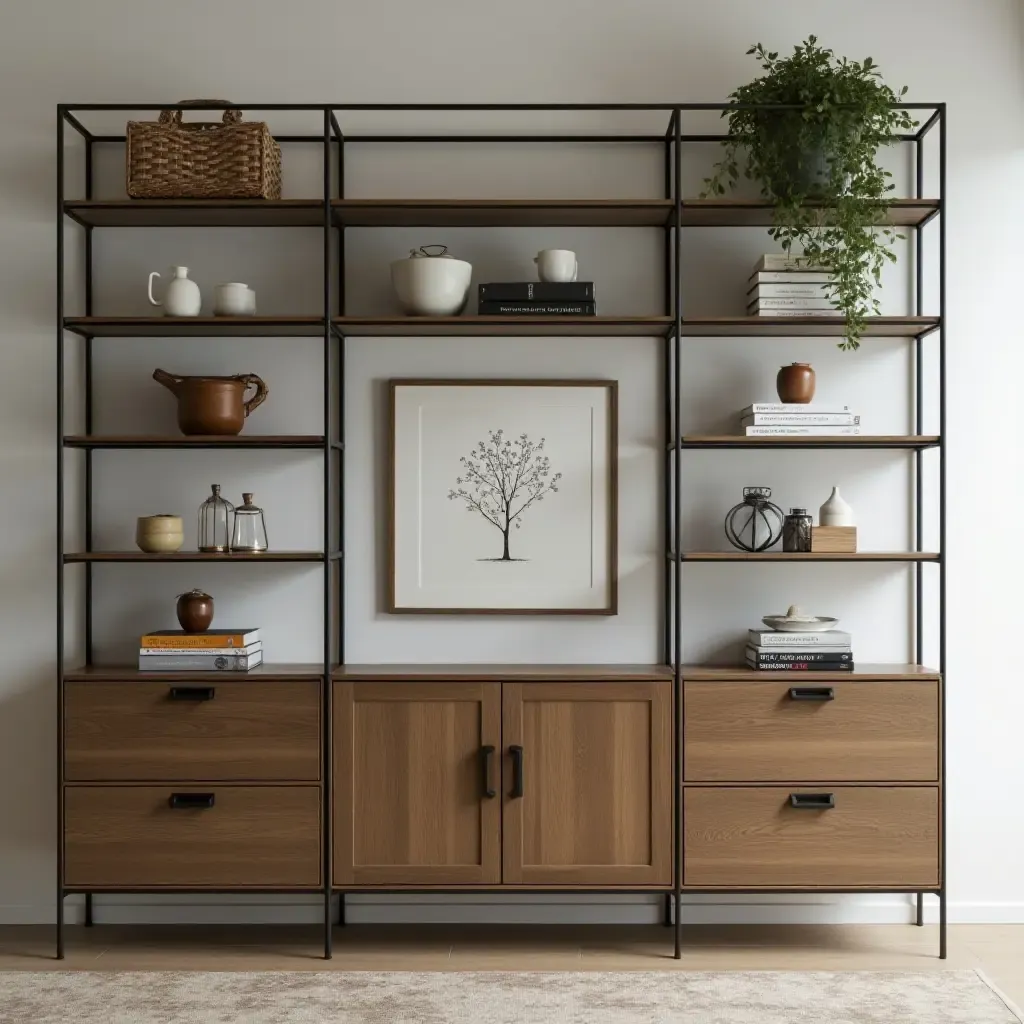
[339,892,346,927]
[673,892,681,959]
[324,891,333,960]
[939,891,947,959]
[56,890,64,960]
[84,892,93,927]
[662,893,673,927]
[916,892,924,927]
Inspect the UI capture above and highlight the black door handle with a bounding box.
[168,687,216,702]
[168,793,215,809]
[789,792,835,810]
[509,745,524,799]
[481,745,497,799]
[788,687,835,702]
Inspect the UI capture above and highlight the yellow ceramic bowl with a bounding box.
[136,514,185,553]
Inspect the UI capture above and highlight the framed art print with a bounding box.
[389,379,618,614]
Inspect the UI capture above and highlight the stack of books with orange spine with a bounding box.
[138,629,262,672]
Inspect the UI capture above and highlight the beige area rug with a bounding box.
[0,970,1020,1024]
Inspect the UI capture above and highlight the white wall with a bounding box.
[1,0,1022,926]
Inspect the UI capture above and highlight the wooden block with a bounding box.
[811,526,857,552]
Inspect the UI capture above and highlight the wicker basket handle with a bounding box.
[159,100,243,127]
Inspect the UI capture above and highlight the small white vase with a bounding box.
[148,266,201,317]
[819,485,855,527]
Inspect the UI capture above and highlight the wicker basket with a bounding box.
[126,100,282,200]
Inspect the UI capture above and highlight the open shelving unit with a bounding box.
[57,101,945,962]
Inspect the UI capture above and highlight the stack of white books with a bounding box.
[740,403,861,437]
[747,255,841,318]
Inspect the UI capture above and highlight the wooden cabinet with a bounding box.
[333,678,673,888]
[333,682,502,885]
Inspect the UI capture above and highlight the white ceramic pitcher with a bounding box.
[148,266,201,317]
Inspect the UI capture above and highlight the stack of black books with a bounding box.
[478,282,596,316]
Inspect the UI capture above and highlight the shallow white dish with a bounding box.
[763,614,839,632]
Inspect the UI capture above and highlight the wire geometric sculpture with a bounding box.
[724,486,785,552]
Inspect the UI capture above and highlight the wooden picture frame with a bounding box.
[389,379,618,615]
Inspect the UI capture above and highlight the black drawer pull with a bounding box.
[168,793,215,809]
[788,687,835,702]
[481,745,497,799]
[509,744,524,799]
[168,686,215,702]
[789,792,835,810]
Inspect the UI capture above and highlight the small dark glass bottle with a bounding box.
[783,507,813,553]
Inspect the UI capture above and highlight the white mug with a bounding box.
[534,249,578,283]
[213,283,257,317]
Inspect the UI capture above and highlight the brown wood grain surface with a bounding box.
[63,786,321,888]
[683,787,939,888]
[64,681,321,782]
[333,682,502,885]
[683,681,939,783]
[502,682,672,886]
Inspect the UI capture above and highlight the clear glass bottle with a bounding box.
[230,493,269,553]
[197,484,234,552]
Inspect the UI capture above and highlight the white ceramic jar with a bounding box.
[819,485,855,526]
[213,282,257,317]
[390,245,472,316]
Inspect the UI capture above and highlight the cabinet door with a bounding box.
[334,682,501,886]
[502,682,672,886]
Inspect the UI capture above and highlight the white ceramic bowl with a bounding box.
[762,614,840,632]
[391,255,472,316]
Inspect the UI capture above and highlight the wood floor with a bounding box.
[0,924,1021,1005]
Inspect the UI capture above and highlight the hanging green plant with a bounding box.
[703,37,916,350]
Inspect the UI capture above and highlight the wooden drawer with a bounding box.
[64,786,321,888]
[683,786,939,888]
[684,680,938,782]
[65,681,320,782]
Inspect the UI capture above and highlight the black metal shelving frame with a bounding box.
[57,101,945,963]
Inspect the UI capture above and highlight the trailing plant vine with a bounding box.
[703,37,915,350]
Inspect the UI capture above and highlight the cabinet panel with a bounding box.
[684,680,938,783]
[333,682,501,886]
[65,681,321,782]
[64,786,321,888]
[683,786,939,888]
[502,682,672,886]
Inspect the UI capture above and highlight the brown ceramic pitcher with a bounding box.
[153,368,268,436]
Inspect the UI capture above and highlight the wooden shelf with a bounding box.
[63,317,325,338]
[333,316,673,337]
[64,435,330,450]
[682,664,940,681]
[680,198,940,228]
[63,200,325,228]
[674,552,940,563]
[63,551,333,563]
[678,316,940,338]
[64,663,326,681]
[333,663,674,681]
[677,435,940,450]
[332,198,675,227]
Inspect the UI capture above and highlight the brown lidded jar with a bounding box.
[776,362,816,404]
[176,589,214,633]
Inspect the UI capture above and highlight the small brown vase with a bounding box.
[176,589,214,633]
[776,363,816,404]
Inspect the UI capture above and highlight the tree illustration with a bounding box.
[447,430,562,561]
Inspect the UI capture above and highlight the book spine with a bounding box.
[749,631,852,646]
[742,403,851,415]
[750,309,845,318]
[138,654,263,671]
[748,650,853,663]
[138,645,262,657]
[745,426,861,436]
[757,257,831,272]
[479,282,595,302]
[750,272,835,284]
[478,301,596,316]
[749,284,834,299]
[748,297,840,310]
[742,414,859,426]
[139,633,258,649]
[746,660,855,672]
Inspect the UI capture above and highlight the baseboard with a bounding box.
[5,895,1024,926]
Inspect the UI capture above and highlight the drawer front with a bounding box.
[65,681,321,782]
[64,786,321,888]
[684,681,938,782]
[684,786,939,888]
